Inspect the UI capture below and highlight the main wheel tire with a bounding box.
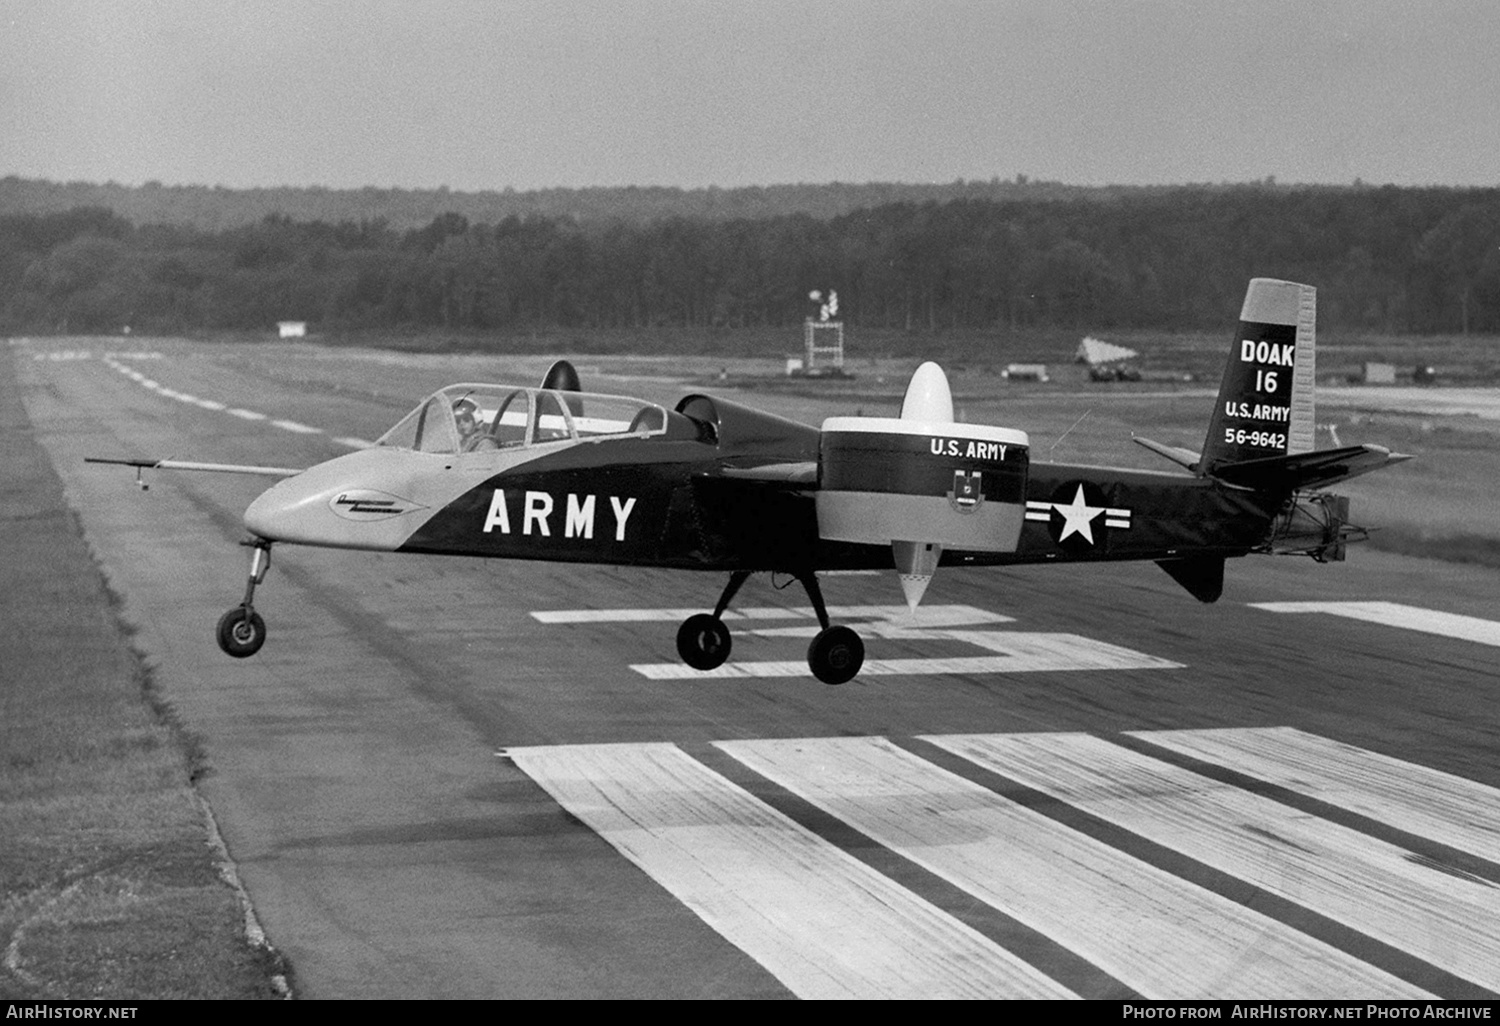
[216,606,267,658]
[807,625,863,685]
[676,613,732,671]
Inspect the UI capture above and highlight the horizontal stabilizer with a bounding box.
[1208,444,1412,492]
[1133,435,1201,472]
[86,457,305,478]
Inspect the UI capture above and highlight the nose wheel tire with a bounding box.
[808,625,863,685]
[217,606,267,659]
[677,613,732,671]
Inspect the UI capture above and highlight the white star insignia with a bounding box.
[1054,483,1104,544]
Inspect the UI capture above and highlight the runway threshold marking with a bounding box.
[715,735,1425,999]
[932,732,1500,992]
[506,728,1482,998]
[1250,601,1500,648]
[504,742,1074,1000]
[1131,726,1500,863]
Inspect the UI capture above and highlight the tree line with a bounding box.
[3,185,1498,338]
[0,174,1157,232]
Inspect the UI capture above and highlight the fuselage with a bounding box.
[244,401,1282,574]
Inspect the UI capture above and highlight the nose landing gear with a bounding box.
[675,570,865,685]
[217,539,272,658]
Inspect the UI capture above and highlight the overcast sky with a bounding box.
[3,0,1497,191]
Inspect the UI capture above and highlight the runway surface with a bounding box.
[12,337,1500,999]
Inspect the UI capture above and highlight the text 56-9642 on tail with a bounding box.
[89,280,1411,684]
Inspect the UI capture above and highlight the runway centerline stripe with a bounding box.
[1250,601,1500,648]
[108,358,335,441]
[505,742,1074,999]
[926,732,1500,991]
[631,633,1181,679]
[1130,727,1500,864]
[716,736,1428,999]
[269,419,323,434]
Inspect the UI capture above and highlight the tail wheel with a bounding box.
[216,606,267,659]
[677,613,732,671]
[808,626,863,685]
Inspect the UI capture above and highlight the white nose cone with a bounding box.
[900,361,955,423]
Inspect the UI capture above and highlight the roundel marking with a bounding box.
[1024,480,1131,552]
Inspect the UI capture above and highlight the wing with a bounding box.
[86,457,304,478]
[718,461,818,485]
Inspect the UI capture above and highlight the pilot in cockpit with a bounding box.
[453,397,496,451]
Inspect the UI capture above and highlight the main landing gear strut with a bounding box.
[676,571,865,685]
[216,539,272,658]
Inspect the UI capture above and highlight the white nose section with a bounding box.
[901,361,955,422]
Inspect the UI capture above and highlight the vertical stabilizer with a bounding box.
[1200,279,1317,472]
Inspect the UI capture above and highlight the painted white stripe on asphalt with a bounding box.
[507,742,1073,999]
[534,608,720,623]
[952,631,1183,669]
[532,604,1012,626]
[928,732,1500,991]
[332,437,374,449]
[1132,727,1500,864]
[718,736,1428,999]
[111,359,336,436]
[632,634,1179,680]
[270,419,322,434]
[1250,601,1500,648]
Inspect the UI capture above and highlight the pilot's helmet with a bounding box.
[452,397,479,426]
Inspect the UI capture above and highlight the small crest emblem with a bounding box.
[329,489,426,521]
[948,470,984,514]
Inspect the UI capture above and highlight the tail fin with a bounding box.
[1200,278,1318,472]
[1132,277,1412,491]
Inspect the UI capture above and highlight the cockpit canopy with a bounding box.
[376,384,670,455]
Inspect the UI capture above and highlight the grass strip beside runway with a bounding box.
[0,345,284,999]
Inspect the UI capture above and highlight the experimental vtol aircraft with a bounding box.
[91,278,1411,684]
